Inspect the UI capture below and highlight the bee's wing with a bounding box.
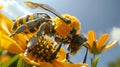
[24,1,70,24]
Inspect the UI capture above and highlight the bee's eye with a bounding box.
[72,35,87,46]
[69,35,86,55]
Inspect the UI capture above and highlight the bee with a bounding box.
[9,1,70,37]
[10,1,87,62]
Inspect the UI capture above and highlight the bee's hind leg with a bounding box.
[9,24,28,37]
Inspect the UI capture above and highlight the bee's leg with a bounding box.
[24,49,28,56]
[27,37,38,48]
[66,44,73,63]
[9,24,28,37]
[66,53,69,61]
[50,41,62,62]
[11,22,17,32]
[36,22,47,36]
[9,18,41,37]
[83,47,88,63]
[66,53,73,63]
[24,22,48,56]
[24,37,38,56]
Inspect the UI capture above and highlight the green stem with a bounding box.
[1,54,19,67]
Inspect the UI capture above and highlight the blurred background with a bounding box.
[0,0,120,67]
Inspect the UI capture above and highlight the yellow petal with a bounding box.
[40,62,53,67]
[0,14,8,34]
[0,54,11,64]
[52,60,64,67]
[1,33,24,54]
[87,30,96,48]
[20,53,40,66]
[104,40,117,51]
[1,20,10,34]
[53,60,88,67]
[0,14,14,34]
[97,34,109,49]
[0,31,2,46]
[13,34,27,51]
[65,62,88,67]
[0,23,7,34]
[56,48,66,61]
[21,53,54,67]
[0,6,3,10]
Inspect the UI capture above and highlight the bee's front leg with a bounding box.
[36,22,47,36]
[66,53,73,63]
[50,41,62,61]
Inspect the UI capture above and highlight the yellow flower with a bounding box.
[0,54,11,64]
[54,14,81,38]
[0,13,26,53]
[0,6,3,10]
[21,52,88,67]
[87,30,117,54]
[0,14,86,67]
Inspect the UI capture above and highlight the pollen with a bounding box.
[27,36,57,62]
[54,14,81,38]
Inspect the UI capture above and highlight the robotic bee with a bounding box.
[10,1,87,62]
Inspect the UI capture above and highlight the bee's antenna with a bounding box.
[24,1,71,24]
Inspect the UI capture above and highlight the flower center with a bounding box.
[27,36,57,62]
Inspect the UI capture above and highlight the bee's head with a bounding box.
[69,34,87,55]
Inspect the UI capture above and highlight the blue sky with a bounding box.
[1,0,120,67]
